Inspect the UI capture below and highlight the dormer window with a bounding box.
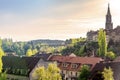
[71,64,78,69]
[62,63,68,67]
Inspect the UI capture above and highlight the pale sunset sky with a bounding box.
[0,0,120,41]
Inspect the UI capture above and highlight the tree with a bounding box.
[0,39,4,57]
[33,63,62,80]
[106,51,116,60]
[86,41,99,55]
[0,39,2,47]
[32,49,38,55]
[0,72,6,80]
[0,39,4,73]
[78,45,85,56]
[0,39,6,80]
[32,67,46,80]
[78,65,90,80]
[0,47,5,57]
[47,63,61,80]
[0,58,2,73]
[98,29,107,57]
[102,67,114,80]
[26,49,33,56]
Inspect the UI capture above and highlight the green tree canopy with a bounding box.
[98,29,107,57]
[0,47,5,57]
[33,63,62,80]
[0,72,6,80]
[102,67,114,80]
[78,45,85,56]
[78,65,90,80]
[33,66,46,80]
[0,39,6,80]
[0,40,5,73]
[32,49,38,55]
[0,39,2,47]
[106,51,116,60]
[26,49,33,56]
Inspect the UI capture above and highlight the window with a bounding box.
[57,62,60,66]
[71,72,72,75]
[61,70,63,74]
[62,63,68,67]
[76,72,78,77]
[71,64,78,69]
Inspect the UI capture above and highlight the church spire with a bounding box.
[107,3,111,15]
[105,3,113,30]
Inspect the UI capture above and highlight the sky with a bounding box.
[0,0,120,41]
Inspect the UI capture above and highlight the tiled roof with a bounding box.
[114,56,120,62]
[32,52,51,60]
[49,55,102,64]
[49,55,102,71]
[2,56,40,76]
[90,62,120,80]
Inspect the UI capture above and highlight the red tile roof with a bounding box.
[49,55,102,71]
[49,55,102,64]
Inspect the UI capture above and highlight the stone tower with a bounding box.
[105,4,113,30]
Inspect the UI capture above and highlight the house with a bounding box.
[89,56,120,80]
[90,61,120,80]
[2,56,52,80]
[32,52,52,60]
[48,55,102,80]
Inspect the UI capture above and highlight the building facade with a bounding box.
[87,4,120,42]
[49,55,102,80]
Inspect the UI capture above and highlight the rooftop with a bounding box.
[2,56,40,76]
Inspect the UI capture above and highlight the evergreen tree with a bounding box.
[98,29,107,57]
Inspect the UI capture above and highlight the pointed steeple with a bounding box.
[107,3,111,15]
[105,3,113,30]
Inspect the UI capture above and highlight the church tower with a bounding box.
[105,4,113,30]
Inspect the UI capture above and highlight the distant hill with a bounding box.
[2,38,65,55]
[29,39,65,46]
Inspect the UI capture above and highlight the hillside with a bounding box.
[30,39,65,46]
[2,39,65,55]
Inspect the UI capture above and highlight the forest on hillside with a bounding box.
[1,39,65,55]
[1,37,119,57]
